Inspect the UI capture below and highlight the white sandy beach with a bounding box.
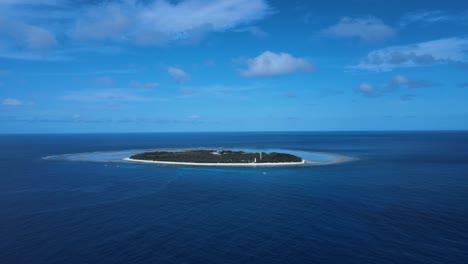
[123,157,307,167]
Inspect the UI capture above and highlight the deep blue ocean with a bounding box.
[1,132,467,264]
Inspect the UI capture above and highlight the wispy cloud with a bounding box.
[0,50,68,61]
[130,81,160,89]
[389,75,440,89]
[0,116,209,125]
[356,75,440,97]
[181,89,198,95]
[240,51,314,77]
[0,0,63,6]
[400,10,468,26]
[352,38,468,71]
[400,94,416,102]
[0,0,271,59]
[2,98,24,106]
[188,114,201,120]
[319,88,344,98]
[62,89,160,103]
[322,17,396,42]
[179,84,260,97]
[234,26,268,37]
[91,77,114,86]
[71,0,271,44]
[168,67,189,83]
[20,68,137,76]
[0,18,57,51]
[0,15,59,59]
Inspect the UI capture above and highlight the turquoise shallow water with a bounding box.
[44,147,346,165]
[1,132,468,264]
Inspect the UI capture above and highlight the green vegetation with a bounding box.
[130,150,302,163]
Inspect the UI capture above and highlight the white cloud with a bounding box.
[353,38,468,71]
[356,83,378,97]
[322,17,396,42]
[168,67,189,83]
[2,98,24,106]
[71,0,270,44]
[240,51,313,77]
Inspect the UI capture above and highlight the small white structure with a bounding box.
[211,150,221,155]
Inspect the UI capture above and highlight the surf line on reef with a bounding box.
[123,157,309,167]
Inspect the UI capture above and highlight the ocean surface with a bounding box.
[1,131,467,264]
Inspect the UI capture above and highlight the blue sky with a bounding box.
[1,0,468,133]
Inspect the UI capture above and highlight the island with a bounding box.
[124,149,306,166]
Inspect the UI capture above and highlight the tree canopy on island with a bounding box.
[130,150,302,163]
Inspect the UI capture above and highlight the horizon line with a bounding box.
[1,129,468,135]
